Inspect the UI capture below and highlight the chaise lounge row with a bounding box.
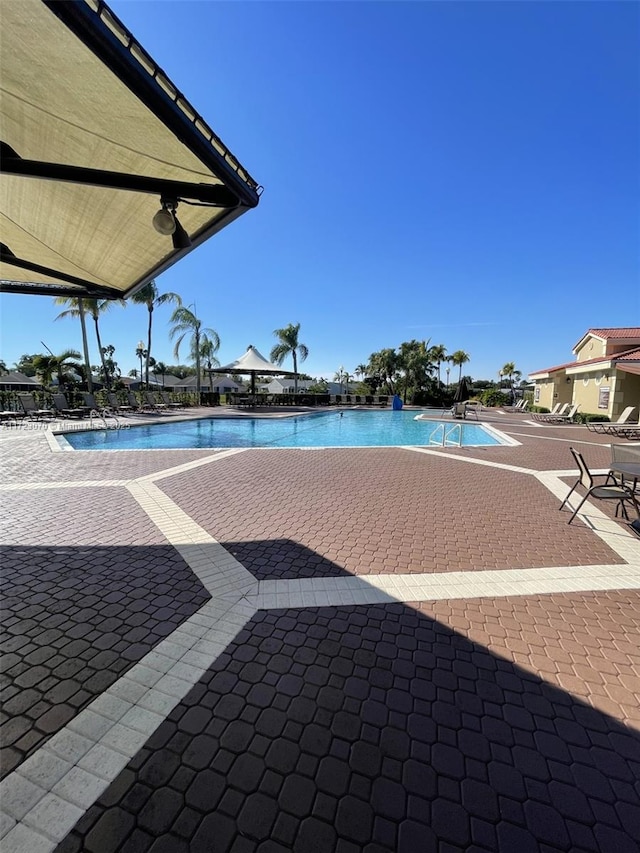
[1,390,186,422]
[532,403,580,423]
[586,405,639,439]
[330,395,389,406]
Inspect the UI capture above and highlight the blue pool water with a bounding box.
[63,410,508,450]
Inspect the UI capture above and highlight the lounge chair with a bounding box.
[533,402,566,422]
[51,393,89,418]
[451,402,467,420]
[107,391,135,414]
[159,390,183,410]
[559,446,640,524]
[81,392,111,413]
[612,423,640,440]
[126,391,145,412]
[549,403,580,424]
[18,393,54,420]
[143,391,167,411]
[82,392,120,419]
[531,403,569,421]
[613,422,640,441]
[588,406,638,437]
[586,406,636,435]
[0,404,24,422]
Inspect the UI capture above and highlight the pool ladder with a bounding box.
[429,423,462,447]
[89,407,120,430]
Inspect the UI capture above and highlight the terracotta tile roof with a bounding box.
[573,327,640,349]
[616,346,640,361]
[529,346,640,377]
[588,327,640,338]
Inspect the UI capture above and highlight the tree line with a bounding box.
[4,289,521,404]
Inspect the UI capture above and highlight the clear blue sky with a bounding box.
[1,0,638,382]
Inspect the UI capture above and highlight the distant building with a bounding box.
[0,371,40,391]
[260,378,355,395]
[173,375,244,394]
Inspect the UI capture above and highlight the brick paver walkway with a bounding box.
[1,408,639,852]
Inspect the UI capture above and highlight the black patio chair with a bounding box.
[559,447,640,524]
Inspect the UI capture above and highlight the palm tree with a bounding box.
[199,334,221,391]
[368,348,399,395]
[270,322,308,393]
[168,305,219,396]
[450,350,471,384]
[429,344,448,389]
[355,363,368,382]
[53,298,91,391]
[398,339,433,403]
[0,360,7,375]
[32,349,81,390]
[55,297,125,389]
[501,362,520,403]
[32,355,57,387]
[130,281,181,387]
[152,361,168,388]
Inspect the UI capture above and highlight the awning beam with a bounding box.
[0,246,117,297]
[1,150,241,207]
[0,280,112,298]
[43,0,260,209]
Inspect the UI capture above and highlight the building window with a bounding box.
[598,386,610,409]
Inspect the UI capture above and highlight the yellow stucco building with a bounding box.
[528,328,640,421]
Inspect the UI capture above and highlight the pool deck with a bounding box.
[1,406,639,853]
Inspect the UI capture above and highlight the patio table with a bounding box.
[609,461,640,479]
[608,462,640,502]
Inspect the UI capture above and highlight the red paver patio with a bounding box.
[0,429,227,485]
[159,448,623,578]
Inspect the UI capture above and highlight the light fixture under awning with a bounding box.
[0,0,261,299]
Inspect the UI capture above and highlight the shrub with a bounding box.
[480,390,510,408]
[576,413,610,425]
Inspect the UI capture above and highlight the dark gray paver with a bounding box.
[0,542,209,778]
[56,601,640,853]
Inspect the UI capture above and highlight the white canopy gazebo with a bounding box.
[210,345,295,397]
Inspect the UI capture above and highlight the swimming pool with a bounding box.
[62,410,515,450]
